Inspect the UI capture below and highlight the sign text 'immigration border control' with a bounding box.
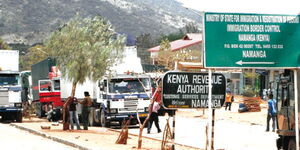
[162,72,226,109]
[204,12,300,68]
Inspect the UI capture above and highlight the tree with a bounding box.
[0,38,11,50]
[45,15,125,129]
[20,45,49,70]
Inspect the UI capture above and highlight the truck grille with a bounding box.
[0,90,9,105]
[120,99,138,112]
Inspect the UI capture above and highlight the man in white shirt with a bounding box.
[147,101,162,134]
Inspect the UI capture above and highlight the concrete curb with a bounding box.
[10,123,90,150]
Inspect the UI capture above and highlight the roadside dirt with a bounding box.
[12,95,269,150]
[13,117,198,150]
[176,95,268,126]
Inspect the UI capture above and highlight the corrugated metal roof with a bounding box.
[148,33,202,52]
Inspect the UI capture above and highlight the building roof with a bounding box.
[148,33,202,52]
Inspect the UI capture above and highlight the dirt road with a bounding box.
[5,97,278,150]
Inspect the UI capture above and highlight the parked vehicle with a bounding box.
[87,46,152,127]
[275,69,300,150]
[0,50,23,122]
[88,73,152,127]
[31,58,62,120]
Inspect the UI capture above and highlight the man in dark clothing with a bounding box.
[69,97,81,130]
[79,91,92,130]
[147,101,162,134]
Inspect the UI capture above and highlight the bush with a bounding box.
[242,85,259,97]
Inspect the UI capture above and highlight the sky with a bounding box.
[177,0,300,15]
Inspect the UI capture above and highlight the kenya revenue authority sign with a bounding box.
[162,72,226,109]
[204,12,300,68]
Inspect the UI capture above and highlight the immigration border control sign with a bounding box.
[162,72,226,109]
[204,12,300,68]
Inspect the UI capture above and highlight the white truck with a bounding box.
[0,50,22,122]
[40,46,152,126]
[90,73,151,127]
[88,46,152,127]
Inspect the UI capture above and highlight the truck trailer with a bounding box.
[31,58,62,119]
[0,50,23,122]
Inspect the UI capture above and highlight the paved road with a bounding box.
[0,123,78,150]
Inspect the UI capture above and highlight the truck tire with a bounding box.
[100,108,109,127]
[288,138,296,150]
[89,108,95,126]
[35,102,46,118]
[16,112,23,122]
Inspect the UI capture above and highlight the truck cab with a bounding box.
[89,74,151,127]
[0,50,22,122]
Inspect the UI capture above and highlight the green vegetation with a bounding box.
[45,15,125,96]
[242,72,260,97]
[0,38,11,49]
[20,45,49,70]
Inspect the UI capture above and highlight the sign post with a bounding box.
[208,69,213,150]
[294,70,299,150]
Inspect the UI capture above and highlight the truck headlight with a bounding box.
[14,103,22,108]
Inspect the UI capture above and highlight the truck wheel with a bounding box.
[100,109,108,127]
[35,102,42,118]
[288,138,296,150]
[89,108,95,126]
[16,112,23,123]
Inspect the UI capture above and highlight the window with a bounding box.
[40,81,52,92]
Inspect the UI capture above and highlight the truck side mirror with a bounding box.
[99,81,104,91]
[100,85,104,91]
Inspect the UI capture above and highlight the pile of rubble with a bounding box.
[238,97,261,113]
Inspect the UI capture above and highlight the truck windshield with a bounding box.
[109,78,150,93]
[0,74,19,85]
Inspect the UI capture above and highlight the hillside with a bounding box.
[0,0,202,45]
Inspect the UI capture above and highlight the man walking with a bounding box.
[147,82,162,134]
[147,101,162,134]
[266,94,277,132]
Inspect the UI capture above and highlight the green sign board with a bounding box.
[204,12,300,68]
